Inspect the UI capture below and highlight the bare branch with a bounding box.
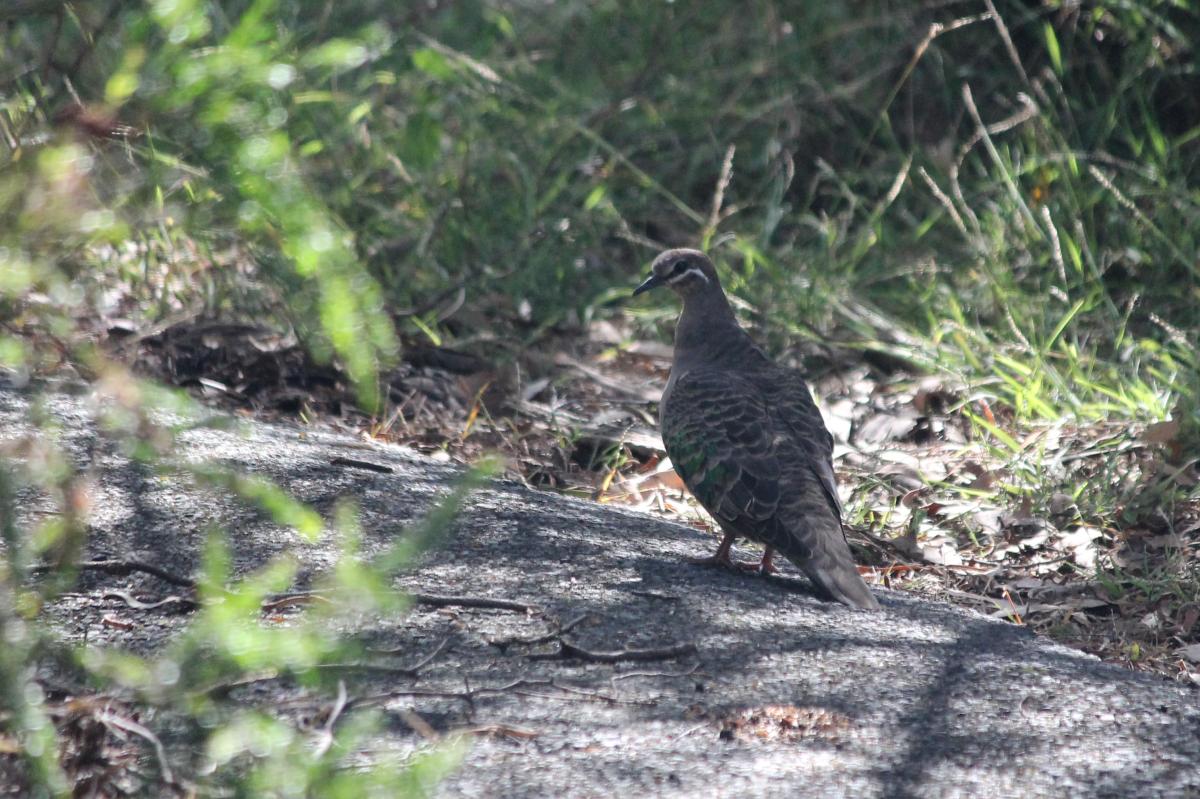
[412,593,540,614]
[488,614,589,651]
[32,559,196,589]
[534,639,697,664]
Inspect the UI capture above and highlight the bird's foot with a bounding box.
[686,553,737,570]
[686,554,775,574]
[756,549,780,576]
[752,560,780,576]
[733,558,775,574]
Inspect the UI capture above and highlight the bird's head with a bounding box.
[632,248,721,299]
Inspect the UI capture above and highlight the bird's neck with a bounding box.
[673,288,762,372]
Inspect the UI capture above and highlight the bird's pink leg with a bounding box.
[686,530,737,568]
[688,534,778,575]
[756,546,780,575]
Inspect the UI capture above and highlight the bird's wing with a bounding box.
[661,368,784,538]
[764,368,842,516]
[763,368,878,609]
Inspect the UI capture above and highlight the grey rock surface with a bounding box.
[4,385,1199,798]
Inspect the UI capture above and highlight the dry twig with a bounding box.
[488,614,589,651]
[351,677,637,710]
[102,590,197,612]
[33,559,196,589]
[610,664,701,683]
[330,456,394,474]
[95,708,181,790]
[312,681,348,758]
[317,638,451,679]
[533,639,697,664]
[413,593,541,614]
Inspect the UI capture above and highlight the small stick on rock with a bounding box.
[317,638,451,679]
[33,559,196,588]
[103,590,197,612]
[262,592,332,612]
[330,456,394,474]
[413,593,540,614]
[488,614,589,651]
[96,709,182,790]
[535,639,697,664]
[312,680,348,758]
[397,707,440,740]
[351,677,638,710]
[463,724,540,740]
[610,664,702,682]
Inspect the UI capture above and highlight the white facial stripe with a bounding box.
[666,266,710,285]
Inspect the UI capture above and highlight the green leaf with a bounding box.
[1043,22,1062,76]
[348,100,373,124]
[304,39,368,69]
[411,47,455,80]
[583,185,607,210]
[402,111,442,169]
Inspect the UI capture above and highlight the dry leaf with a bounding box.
[822,399,855,445]
[1142,419,1181,445]
[921,536,963,565]
[877,463,925,492]
[969,469,998,491]
[1176,606,1200,636]
[1059,526,1104,569]
[973,509,1004,537]
[855,411,919,445]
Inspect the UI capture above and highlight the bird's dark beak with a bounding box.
[632,273,665,297]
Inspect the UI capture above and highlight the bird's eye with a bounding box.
[671,260,688,274]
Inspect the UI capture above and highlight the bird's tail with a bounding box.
[785,524,880,610]
[800,554,880,610]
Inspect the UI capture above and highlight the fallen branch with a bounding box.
[401,637,452,673]
[610,664,701,682]
[200,638,451,696]
[330,456,394,474]
[535,639,697,664]
[32,559,196,588]
[312,681,348,758]
[96,708,182,790]
[314,662,431,678]
[488,614,589,651]
[317,638,450,679]
[413,593,540,614]
[630,589,681,601]
[102,590,197,612]
[260,591,540,615]
[490,611,696,663]
[261,592,332,612]
[352,677,642,710]
[461,724,540,740]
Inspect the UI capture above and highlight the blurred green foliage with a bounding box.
[1,0,1199,792]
